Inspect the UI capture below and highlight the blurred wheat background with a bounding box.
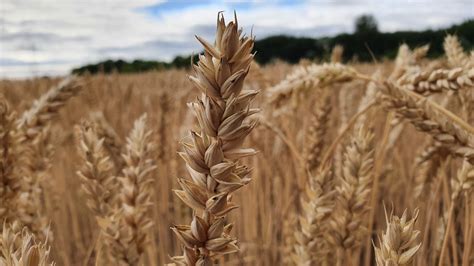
[1,3,474,266]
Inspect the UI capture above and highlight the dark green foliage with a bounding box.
[72,19,474,75]
[72,59,170,75]
[253,36,325,64]
[355,15,379,34]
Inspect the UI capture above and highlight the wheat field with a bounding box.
[1,14,473,266]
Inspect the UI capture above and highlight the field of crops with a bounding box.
[1,14,473,266]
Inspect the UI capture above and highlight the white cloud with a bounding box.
[0,0,472,78]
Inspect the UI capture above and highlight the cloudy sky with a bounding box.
[1,0,472,78]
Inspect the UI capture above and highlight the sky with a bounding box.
[0,0,472,78]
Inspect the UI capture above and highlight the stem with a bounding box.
[439,202,455,266]
[345,249,354,266]
[421,169,444,264]
[260,119,304,166]
[363,112,393,266]
[83,230,102,266]
[336,248,344,266]
[462,195,472,266]
[319,101,377,169]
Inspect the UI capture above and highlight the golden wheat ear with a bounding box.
[294,163,335,265]
[0,221,54,266]
[170,12,259,265]
[444,34,469,68]
[374,208,422,266]
[75,121,118,219]
[327,124,375,264]
[0,96,19,223]
[304,92,332,173]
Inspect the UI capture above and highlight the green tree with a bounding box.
[355,14,378,34]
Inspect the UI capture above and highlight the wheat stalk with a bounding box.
[89,112,124,172]
[304,93,332,173]
[16,76,82,138]
[438,160,474,265]
[294,163,335,265]
[75,122,118,218]
[328,124,375,264]
[0,96,21,223]
[390,44,425,81]
[95,114,156,266]
[118,114,156,261]
[76,114,156,265]
[412,140,449,199]
[2,77,82,239]
[331,45,344,63]
[281,213,298,265]
[170,12,259,265]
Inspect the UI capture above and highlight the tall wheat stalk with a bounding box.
[171,13,259,265]
[0,77,82,239]
[0,96,20,223]
[76,114,156,265]
[328,124,375,265]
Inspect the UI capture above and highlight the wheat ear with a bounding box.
[95,114,156,266]
[396,67,474,95]
[16,76,82,137]
[379,82,474,164]
[438,160,474,265]
[266,63,357,108]
[294,164,335,265]
[119,113,157,250]
[443,34,469,68]
[330,45,344,63]
[0,96,22,223]
[10,77,82,238]
[374,208,422,266]
[304,93,331,173]
[0,222,54,266]
[171,12,259,265]
[89,111,124,172]
[75,122,118,219]
[328,124,375,264]
[412,141,449,199]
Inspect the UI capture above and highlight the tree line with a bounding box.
[72,16,474,75]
